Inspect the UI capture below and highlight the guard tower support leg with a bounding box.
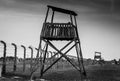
[40,42,48,78]
[74,16,86,77]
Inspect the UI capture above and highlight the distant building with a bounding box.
[111,59,119,65]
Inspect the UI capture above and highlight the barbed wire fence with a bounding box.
[0,40,76,78]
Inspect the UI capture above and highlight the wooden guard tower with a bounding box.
[93,51,102,65]
[37,5,86,79]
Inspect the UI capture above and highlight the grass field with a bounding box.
[1,64,120,81]
[42,64,120,81]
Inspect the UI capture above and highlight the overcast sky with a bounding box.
[0,0,120,60]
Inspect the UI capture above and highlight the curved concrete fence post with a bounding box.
[41,49,44,59]
[46,51,49,68]
[35,48,39,61]
[21,45,26,72]
[28,46,33,71]
[0,40,7,75]
[48,51,52,65]
[47,51,49,59]
[53,52,58,69]
[52,52,57,69]
[35,48,38,58]
[53,52,56,60]
[49,51,53,58]
[11,43,17,72]
[47,51,52,70]
[57,52,59,69]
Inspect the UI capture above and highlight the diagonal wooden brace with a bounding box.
[47,40,74,61]
[42,40,79,74]
[40,43,48,77]
[43,39,81,73]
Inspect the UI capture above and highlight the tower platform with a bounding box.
[41,23,77,40]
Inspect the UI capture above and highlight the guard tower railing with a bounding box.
[41,23,77,40]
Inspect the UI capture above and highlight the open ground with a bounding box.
[1,64,120,81]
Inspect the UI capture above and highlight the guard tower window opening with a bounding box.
[44,6,77,26]
[47,11,72,23]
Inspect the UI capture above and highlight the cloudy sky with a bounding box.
[0,0,120,60]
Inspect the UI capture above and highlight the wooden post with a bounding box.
[51,11,55,23]
[51,11,55,37]
[74,16,86,77]
[40,43,48,78]
[44,7,50,23]
[21,45,26,72]
[12,43,17,72]
[0,41,6,75]
[74,16,77,27]
[70,14,73,24]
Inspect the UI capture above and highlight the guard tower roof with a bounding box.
[47,5,77,16]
